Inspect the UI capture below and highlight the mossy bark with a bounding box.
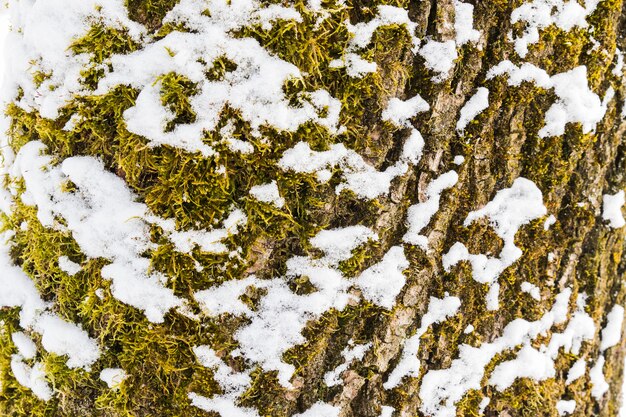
[2,1,626,416]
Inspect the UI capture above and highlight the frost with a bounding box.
[557,400,576,415]
[443,178,547,310]
[455,1,481,45]
[419,40,458,82]
[384,295,461,389]
[510,0,601,57]
[456,88,489,133]
[324,340,371,386]
[100,368,127,389]
[602,190,626,228]
[403,171,459,249]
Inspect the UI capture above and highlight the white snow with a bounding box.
[324,341,371,386]
[443,178,547,310]
[600,304,624,351]
[419,40,458,82]
[403,171,459,249]
[488,62,608,138]
[355,246,409,309]
[590,356,609,399]
[333,6,419,78]
[456,87,489,133]
[293,402,340,417]
[310,226,378,265]
[565,358,586,385]
[489,345,555,391]
[34,313,100,369]
[382,95,430,128]
[521,282,541,300]
[419,288,571,417]
[100,368,127,389]
[11,332,37,360]
[556,400,576,415]
[58,256,81,276]
[455,1,481,46]
[384,295,461,389]
[249,181,285,208]
[544,214,556,230]
[453,155,465,165]
[380,405,395,417]
[602,191,626,228]
[510,0,601,57]
[279,134,425,200]
[10,355,52,401]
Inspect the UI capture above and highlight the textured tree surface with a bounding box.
[1,1,626,417]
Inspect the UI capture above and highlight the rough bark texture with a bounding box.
[2,1,626,417]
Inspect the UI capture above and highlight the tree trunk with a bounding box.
[1,1,626,416]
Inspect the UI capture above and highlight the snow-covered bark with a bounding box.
[0,1,626,416]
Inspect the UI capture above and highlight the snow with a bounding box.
[34,313,100,369]
[403,171,459,248]
[521,282,541,300]
[510,0,601,57]
[333,5,419,77]
[11,332,37,360]
[565,358,586,385]
[453,155,465,165]
[384,295,461,389]
[556,400,576,415]
[489,345,555,391]
[190,345,256,417]
[602,190,626,228]
[464,324,475,334]
[544,214,556,230]
[456,87,489,133]
[419,288,571,417]
[10,355,52,401]
[293,402,340,417]
[382,95,430,127]
[100,368,127,389]
[600,304,624,351]
[455,1,481,46]
[324,341,371,386]
[355,246,408,309]
[419,40,458,82]
[479,397,490,414]
[443,178,547,310]
[613,48,624,77]
[310,226,378,265]
[58,256,81,276]
[250,181,285,208]
[380,406,395,417]
[279,134,425,200]
[488,62,608,138]
[590,356,609,399]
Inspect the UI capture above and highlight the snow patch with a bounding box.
[602,190,626,228]
[456,88,489,133]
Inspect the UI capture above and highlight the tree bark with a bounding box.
[1,1,626,417]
